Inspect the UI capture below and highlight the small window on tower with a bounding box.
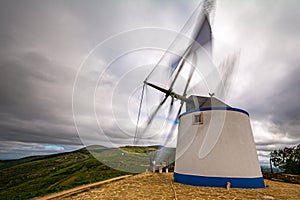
[193,113,203,125]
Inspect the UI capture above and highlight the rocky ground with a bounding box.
[58,173,300,200]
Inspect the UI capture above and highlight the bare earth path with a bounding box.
[50,173,300,200]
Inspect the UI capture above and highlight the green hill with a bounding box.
[0,146,128,200]
[0,145,175,200]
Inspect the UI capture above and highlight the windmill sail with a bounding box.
[132,0,264,189]
[169,12,212,77]
[134,0,214,144]
[145,1,213,82]
[191,14,212,53]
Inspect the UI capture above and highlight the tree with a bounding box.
[270,144,300,175]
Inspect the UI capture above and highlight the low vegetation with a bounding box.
[270,144,300,175]
[0,145,176,199]
[119,146,157,154]
[0,146,130,200]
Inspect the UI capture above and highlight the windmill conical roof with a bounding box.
[185,95,231,112]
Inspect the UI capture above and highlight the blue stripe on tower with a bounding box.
[174,172,265,188]
[180,107,249,118]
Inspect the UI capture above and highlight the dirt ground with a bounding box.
[58,173,300,200]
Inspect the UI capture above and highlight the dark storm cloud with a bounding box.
[0,51,81,149]
[0,1,86,157]
[0,0,299,160]
[266,68,300,139]
[0,52,74,117]
[217,0,300,151]
[243,65,300,140]
[0,0,197,159]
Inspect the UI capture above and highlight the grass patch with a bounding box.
[0,145,175,199]
[0,146,130,200]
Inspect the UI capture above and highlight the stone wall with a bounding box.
[263,173,300,184]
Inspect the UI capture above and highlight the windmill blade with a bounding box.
[155,52,198,162]
[147,94,169,126]
[135,79,178,144]
[133,93,169,144]
[134,94,170,145]
[145,0,212,82]
[158,52,197,148]
[171,101,184,131]
[133,84,146,144]
[169,8,212,93]
[135,0,214,146]
[185,52,240,98]
[155,101,184,162]
[168,45,192,90]
[183,54,197,96]
[216,52,240,97]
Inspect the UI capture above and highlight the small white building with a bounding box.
[174,96,264,188]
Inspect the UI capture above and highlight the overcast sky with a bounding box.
[0,0,299,164]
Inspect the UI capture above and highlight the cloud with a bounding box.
[0,141,81,160]
[0,0,299,161]
[212,0,300,158]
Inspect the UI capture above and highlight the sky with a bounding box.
[0,0,299,165]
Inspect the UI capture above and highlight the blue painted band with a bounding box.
[174,172,265,188]
[180,107,249,118]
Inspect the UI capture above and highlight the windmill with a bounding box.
[134,0,264,188]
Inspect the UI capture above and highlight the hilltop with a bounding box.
[50,173,300,199]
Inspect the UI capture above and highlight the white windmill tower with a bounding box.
[173,96,264,188]
[134,0,264,188]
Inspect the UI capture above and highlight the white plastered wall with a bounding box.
[175,110,262,178]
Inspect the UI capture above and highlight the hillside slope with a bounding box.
[0,146,130,200]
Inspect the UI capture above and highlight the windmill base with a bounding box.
[174,172,265,188]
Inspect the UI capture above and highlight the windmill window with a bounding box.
[193,113,203,125]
